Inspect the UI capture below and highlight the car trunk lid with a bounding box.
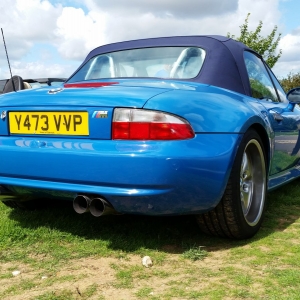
[0,80,179,139]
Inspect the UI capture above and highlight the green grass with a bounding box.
[0,179,300,299]
[182,246,208,261]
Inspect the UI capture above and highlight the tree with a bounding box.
[280,72,300,92]
[228,13,282,68]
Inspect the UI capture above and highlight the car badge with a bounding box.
[48,87,64,94]
[92,111,108,118]
[1,111,6,120]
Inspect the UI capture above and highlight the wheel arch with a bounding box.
[211,122,270,210]
[245,123,270,172]
[197,126,269,239]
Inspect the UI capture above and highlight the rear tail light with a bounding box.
[112,108,194,140]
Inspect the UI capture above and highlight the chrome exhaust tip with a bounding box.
[73,195,91,214]
[90,197,115,217]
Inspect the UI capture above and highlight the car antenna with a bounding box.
[1,28,16,92]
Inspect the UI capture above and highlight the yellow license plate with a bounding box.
[9,112,89,135]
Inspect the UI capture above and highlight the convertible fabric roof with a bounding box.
[71,36,258,96]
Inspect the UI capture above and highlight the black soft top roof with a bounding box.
[72,35,259,96]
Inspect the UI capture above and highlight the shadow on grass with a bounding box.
[4,179,300,254]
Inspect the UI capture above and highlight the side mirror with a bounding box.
[287,87,300,104]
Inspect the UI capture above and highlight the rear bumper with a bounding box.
[0,133,241,215]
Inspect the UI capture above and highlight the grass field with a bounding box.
[0,179,299,300]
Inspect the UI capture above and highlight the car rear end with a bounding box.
[0,45,243,216]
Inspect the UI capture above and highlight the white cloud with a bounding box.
[272,28,300,77]
[81,0,283,44]
[273,60,300,78]
[278,30,300,62]
[0,0,62,59]
[0,60,77,79]
[0,0,298,78]
[84,0,238,18]
[14,61,70,78]
[54,7,107,60]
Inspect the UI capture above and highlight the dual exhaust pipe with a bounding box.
[73,195,116,217]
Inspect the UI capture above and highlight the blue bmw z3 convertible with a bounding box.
[1,35,300,239]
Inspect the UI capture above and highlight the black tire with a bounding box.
[196,129,267,239]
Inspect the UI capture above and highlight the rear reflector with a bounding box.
[112,108,194,140]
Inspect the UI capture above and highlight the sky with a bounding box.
[0,0,300,80]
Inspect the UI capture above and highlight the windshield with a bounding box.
[68,47,206,83]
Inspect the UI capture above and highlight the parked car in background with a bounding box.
[1,35,300,239]
[0,77,66,94]
[0,79,8,94]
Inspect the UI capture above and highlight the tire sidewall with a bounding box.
[231,129,267,238]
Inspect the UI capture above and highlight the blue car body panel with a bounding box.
[0,133,240,214]
[143,83,267,133]
[1,35,300,216]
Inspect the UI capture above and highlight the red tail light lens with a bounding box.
[112,108,194,140]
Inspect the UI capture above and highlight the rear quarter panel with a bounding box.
[144,83,269,134]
